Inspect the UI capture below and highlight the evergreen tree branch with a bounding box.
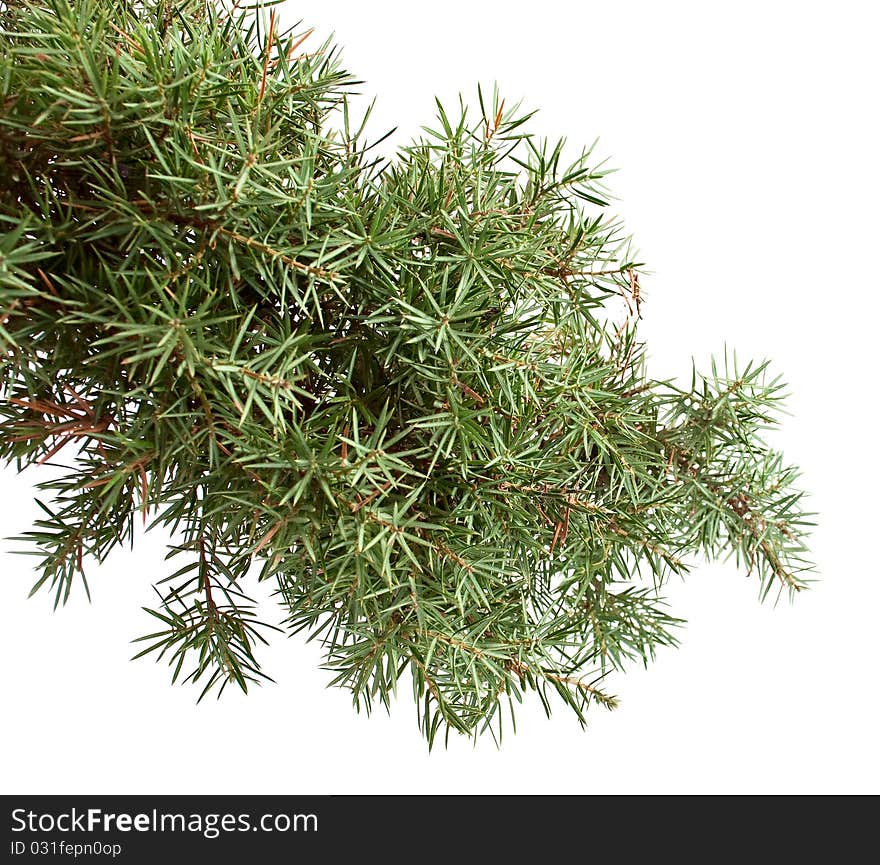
[0,0,813,743]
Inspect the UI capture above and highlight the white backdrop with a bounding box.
[2,0,877,793]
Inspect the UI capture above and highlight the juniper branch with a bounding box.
[0,0,813,744]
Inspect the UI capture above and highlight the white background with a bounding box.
[2,0,878,793]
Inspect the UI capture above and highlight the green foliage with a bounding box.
[0,0,812,744]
